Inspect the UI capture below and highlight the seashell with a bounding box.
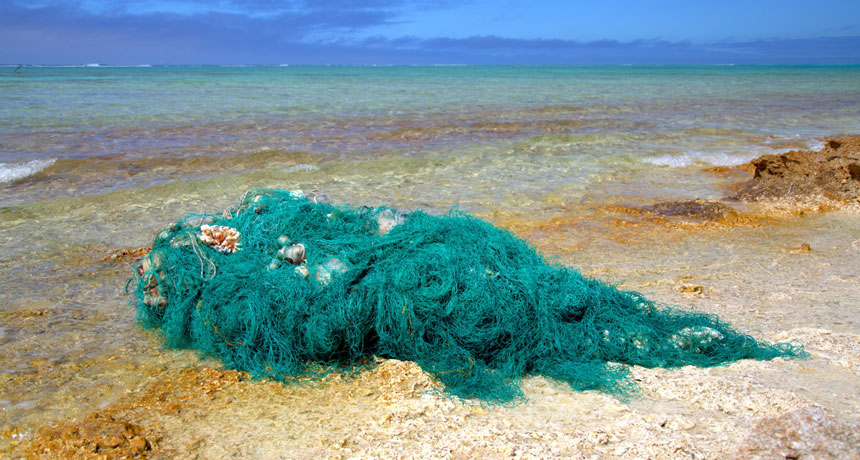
[140,257,151,274]
[276,243,306,265]
[169,235,192,248]
[139,251,162,274]
[670,326,724,350]
[629,334,651,350]
[238,191,267,206]
[145,275,157,290]
[288,190,305,200]
[311,189,330,205]
[315,268,332,286]
[199,224,242,253]
[376,209,408,236]
[143,293,168,309]
[277,235,290,245]
[157,229,172,241]
[295,265,309,277]
[313,258,348,286]
[323,258,348,273]
[267,259,281,270]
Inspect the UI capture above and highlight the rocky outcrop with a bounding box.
[735,136,860,204]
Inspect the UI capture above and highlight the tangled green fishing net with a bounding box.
[132,188,804,403]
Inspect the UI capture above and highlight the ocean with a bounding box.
[1,65,860,452]
[3,66,860,196]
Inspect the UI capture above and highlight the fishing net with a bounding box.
[131,188,804,403]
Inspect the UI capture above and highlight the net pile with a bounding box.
[132,188,804,403]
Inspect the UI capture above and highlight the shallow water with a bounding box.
[1,65,860,455]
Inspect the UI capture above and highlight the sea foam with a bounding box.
[284,163,318,173]
[644,135,826,168]
[0,159,55,184]
[643,150,760,168]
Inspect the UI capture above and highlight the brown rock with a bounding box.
[101,435,123,449]
[847,163,860,180]
[642,200,734,221]
[734,135,860,205]
[26,412,153,459]
[610,199,759,228]
[129,435,150,454]
[678,284,704,294]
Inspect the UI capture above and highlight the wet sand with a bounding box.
[3,147,860,459]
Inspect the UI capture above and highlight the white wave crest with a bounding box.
[284,163,318,173]
[642,150,759,168]
[0,158,55,184]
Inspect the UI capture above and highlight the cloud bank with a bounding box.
[1,2,858,64]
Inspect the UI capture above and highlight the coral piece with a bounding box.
[198,224,242,253]
[311,189,330,204]
[277,243,306,265]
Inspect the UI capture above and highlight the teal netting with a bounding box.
[132,188,804,403]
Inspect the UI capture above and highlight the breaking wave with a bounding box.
[642,150,760,168]
[0,158,55,184]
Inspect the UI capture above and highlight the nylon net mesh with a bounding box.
[132,188,804,403]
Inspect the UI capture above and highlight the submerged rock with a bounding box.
[642,199,738,221]
[27,412,153,459]
[609,199,758,227]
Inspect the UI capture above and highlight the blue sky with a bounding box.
[1,0,859,64]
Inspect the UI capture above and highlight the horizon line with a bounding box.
[4,63,860,68]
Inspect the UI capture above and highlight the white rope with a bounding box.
[189,234,217,279]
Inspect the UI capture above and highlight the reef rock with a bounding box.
[27,412,153,459]
[735,135,860,204]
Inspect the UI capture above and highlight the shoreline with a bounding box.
[3,138,860,459]
[3,65,860,458]
[9,164,860,458]
[14,209,860,459]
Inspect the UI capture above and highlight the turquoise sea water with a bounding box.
[2,66,859,158]
[1,65,859,451]
[1,65,858,206]
[2,66,859,202]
